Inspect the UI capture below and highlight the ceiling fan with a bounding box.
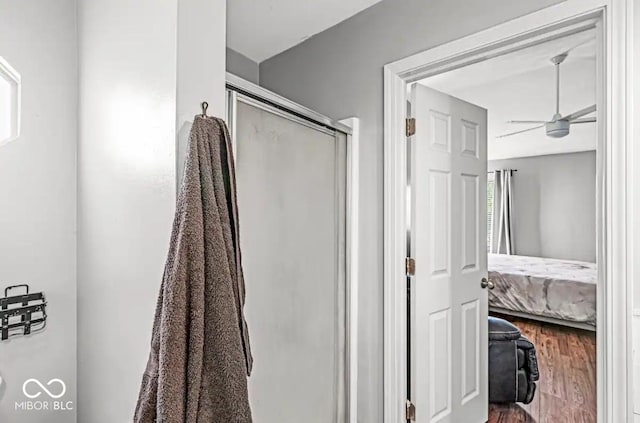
[498,52,596,139]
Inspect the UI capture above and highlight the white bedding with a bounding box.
[488,254,597,327]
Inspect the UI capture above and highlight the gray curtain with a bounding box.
[491,169,515,254]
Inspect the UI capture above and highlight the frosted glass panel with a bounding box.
[235,98,347,423]
[0,77,10,141]
[0,57,20,145]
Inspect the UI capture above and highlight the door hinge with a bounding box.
[406,118,416,137]
[406,399,416,421]
[405,257,416,276]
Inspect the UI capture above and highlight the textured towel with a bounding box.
[134,115,253,423]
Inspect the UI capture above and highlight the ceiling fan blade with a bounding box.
[562,104,596,121]
[497,124,545,139]
[569,117,596,124]
[507,120,548,124]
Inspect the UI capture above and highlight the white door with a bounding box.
[409,84,488,423]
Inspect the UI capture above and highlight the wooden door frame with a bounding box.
[382,1,634,422]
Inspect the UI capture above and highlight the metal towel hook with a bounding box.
[201,101,209,117]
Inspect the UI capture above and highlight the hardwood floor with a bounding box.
[487,315,597,423]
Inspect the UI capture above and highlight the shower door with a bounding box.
[228,84,348,423]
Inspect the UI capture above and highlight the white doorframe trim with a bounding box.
[340,116,361,423]
[383,1,634,422]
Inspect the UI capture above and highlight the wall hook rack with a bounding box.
[0,284,47,341]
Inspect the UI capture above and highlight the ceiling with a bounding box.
[420,29,597,160]
[227,0,383,63]
[424,30,596,92]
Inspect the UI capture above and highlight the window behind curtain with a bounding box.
[487,172,495,252]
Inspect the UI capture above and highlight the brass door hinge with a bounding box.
[406,118,416,137]
[406,257,416,276]
[406,399,416,421]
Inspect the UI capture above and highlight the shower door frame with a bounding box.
[225,72,359,423]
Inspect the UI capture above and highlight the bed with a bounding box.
[488,254,597,330]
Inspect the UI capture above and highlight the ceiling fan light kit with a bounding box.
[499,49,596,139]
[546,114,570,138]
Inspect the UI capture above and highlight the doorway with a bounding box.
[408,26,598,421]
[383,3,633,423]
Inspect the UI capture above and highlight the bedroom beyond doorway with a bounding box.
[411,26,598,422]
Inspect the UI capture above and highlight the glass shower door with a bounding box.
[232,93,348,423]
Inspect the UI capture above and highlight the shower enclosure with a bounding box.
[225,74,353,423]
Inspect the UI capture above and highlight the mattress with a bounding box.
[488,254,597,327]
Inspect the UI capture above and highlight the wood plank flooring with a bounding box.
[487,315,596,423]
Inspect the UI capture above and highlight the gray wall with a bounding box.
[258,0,564,420]
[227,47,259,84]
[0,0,77,421]
[489,152,596,262]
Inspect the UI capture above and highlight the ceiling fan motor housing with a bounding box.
[499,50,596,139]
[546,119,570,138]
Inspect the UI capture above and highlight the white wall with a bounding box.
[634,0,640,310]
[0,1,77,421]
[258,0,563,420]
[633,0,640,416]
[77,0,226,421]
